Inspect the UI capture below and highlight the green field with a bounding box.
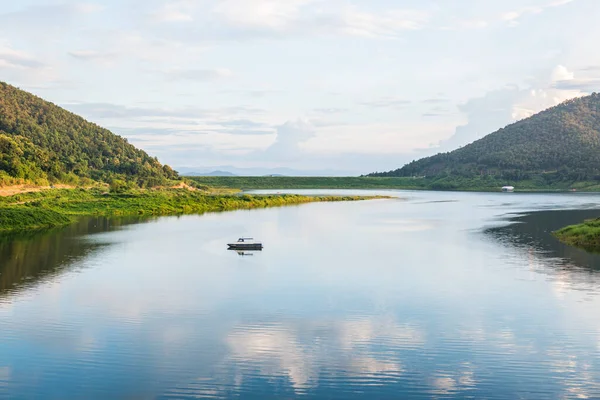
[187,176,600,192]
[0,188,383,233]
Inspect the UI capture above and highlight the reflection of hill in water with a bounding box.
[486,209,600,275]
[0,217,147,298]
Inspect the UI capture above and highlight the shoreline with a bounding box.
[4,180,600,198]
[0,188,387,234]
[186,176,600,193]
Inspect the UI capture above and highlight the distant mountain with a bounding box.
[175,166,357,177]
[370,93,600,183]
[0,82,178,186]
[187,170,237,177]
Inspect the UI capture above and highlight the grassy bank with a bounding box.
[554,219,600,253]
[0,208,71,232]
[0,188,383,233]
[187,176,600,192]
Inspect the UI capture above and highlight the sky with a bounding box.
[2,0,600,175]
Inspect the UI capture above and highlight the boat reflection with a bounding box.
[231,250,261,256]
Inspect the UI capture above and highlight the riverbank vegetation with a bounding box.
[554,218,600,253]
[187,176,600,192]
[188,176,421,190]
[0,188,383,233]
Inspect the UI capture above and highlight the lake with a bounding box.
[2,190,600,399]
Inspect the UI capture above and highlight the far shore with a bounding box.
[186,176,600,193]
[4,175,600,198]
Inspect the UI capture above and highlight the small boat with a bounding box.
[501,186,515,192]
[227,237,263,250]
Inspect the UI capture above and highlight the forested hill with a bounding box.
[0,82,178,187]
[370,93,600,184]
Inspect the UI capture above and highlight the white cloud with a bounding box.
[502,6,546,22]
[0,3,104,33]
[0,40,44,69]
[500,0,576,26]
[548,0,574,6]
[553,79,600,92]
[68,50,104,60]
[67,50,118,66]
[213,0,316,29]
[162,68,233,81]
[263,119,315,159]
[440,0,576,30]
[0,40,58,86]
[551,65,600,92]
[73,3,104,14]
[150,1,195,22]
[132,130,273,155]
[551,64,575,82]
[64,30,208,69]
[454,19,489,30]
[160,10,193,22]
[210,0,429,38]
[335,7,429,38]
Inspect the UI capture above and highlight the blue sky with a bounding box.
[1,0,600,175]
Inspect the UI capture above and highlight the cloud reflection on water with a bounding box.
[224,317,423,393]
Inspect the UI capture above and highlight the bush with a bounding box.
[109,179,130,193]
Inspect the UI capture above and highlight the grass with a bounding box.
[554,218,600,253]
[0,188,385,233]
[0,207,71,232]
[187,176,600,192]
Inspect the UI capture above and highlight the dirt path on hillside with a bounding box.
[0,184,76,197]
[171,182,197,191]
[0,181,204,198]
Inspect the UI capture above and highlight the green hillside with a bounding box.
[370,93,600,186]
[0,82,178,187]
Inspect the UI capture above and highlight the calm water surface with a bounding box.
[2,190,600,399]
